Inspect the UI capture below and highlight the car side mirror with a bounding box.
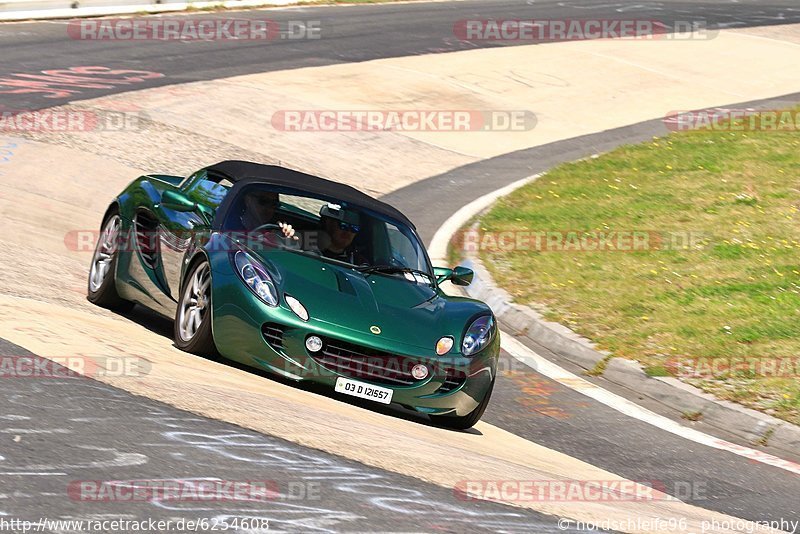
[433,266,474,286]
[160,190,197,212]
[451,266,474,286]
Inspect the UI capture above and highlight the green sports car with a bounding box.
[87,161,499,429]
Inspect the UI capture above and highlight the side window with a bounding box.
[386,222,425,270]
[185,172,231,210]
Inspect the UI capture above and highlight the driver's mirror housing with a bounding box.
[433,266,474,286]
[451,265,474,286]
[160,190,197,212]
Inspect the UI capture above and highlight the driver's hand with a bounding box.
[278,222,298,240]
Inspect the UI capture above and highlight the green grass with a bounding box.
[475,112,800,425]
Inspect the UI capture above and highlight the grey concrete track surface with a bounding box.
[1,0,799,531]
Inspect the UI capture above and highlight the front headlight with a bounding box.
[233,250,278,306]
[462,315,494,356]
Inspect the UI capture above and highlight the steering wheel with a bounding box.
[251,223,282,233]
[250,223,296,243]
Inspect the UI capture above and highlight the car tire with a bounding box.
[87,210,135,312]
[174,258,217,356]
[430,377,496,430]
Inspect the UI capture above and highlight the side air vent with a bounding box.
[262,323,286,352]
[133,211,159,270]
[437,368,467,394]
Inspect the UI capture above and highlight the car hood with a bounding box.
[251,248,452,349]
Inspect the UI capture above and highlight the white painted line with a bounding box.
[0,0,298,21]
[428,173,542,262]
[501,333,800,476]
[0,0,458,21]
[0,471,67,477]
[0,428,71,434]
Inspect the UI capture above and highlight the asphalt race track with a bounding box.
[2,0,800,112]
[1,0,799,532]
[0,339,578,533]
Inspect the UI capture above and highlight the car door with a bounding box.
[157,171,231,308]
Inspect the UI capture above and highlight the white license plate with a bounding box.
[334,377,393,405]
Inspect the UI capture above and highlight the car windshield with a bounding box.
[222,184,432,279]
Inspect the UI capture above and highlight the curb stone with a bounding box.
[461,248,800,458]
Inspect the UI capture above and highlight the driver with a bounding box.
[240,190,296,239]
[317,203,361,262]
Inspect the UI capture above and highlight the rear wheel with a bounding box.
[87,211,134,312]
[174,259,217,356]
[430,378,495,430]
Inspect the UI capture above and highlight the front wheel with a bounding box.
[174,259,217,356]
[430,378,496,430]
[87,211,134,312]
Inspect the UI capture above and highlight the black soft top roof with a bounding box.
[205,160,413,228]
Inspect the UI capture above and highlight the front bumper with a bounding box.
[210,269,499,417]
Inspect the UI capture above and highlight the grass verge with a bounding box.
[473,110,800,425]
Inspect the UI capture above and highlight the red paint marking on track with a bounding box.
[0,66,164,99]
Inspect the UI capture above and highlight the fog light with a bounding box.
[435,336,454,355]
[411,364,429,380]
[305,335,323,353]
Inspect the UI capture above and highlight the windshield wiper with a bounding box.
[355,265,433,283]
